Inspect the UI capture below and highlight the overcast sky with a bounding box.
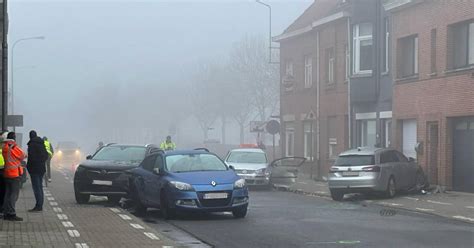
[9,0,312,151]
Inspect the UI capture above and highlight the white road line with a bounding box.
[379,202,403,207]
[427,200,453,206]
[75,243,89,248]
[130,223,145,229]
[144,232,160,240]
[162,246,174,248]
[299,182,308,185]
[67,230,81,238]
[403,197,419,201]
[57,214,68,220]
[44,193,52,197]
[109,208,121,213]
[453,216,474,222]
[465,206,474,209]
[47,197,55,201]
[315,191,327,195]
[62,221,74,228]
[50,202,58,206]
[53,207,63,213]
[118,214,132,220]
[65,177,70,180]
[415,208,435,212]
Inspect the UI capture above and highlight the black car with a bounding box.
[73,143,160,204]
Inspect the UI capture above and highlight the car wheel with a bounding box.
[107,196,122,205]
[75,190,90,204]
[330,189,344,201]
[160,193,176,220]
[232,205,248,218]
[385,177,396,198]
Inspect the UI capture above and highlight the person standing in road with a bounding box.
[0,131,8,216]
[27,131,49,212]
[160,136,176,151]
[3,132,26,221]
[43,136,54,183]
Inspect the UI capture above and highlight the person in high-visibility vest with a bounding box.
[3,132,26,221]
[160,136,177,151]
[0,131,8,215]
[43,137,54,183]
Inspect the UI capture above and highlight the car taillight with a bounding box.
[329,167,340,173]
[362,166,380,172]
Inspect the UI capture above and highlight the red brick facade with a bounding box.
[391,1,474,189]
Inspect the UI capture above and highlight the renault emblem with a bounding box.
[101,170,107,175]
[211,181,217,187]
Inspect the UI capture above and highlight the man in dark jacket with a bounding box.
[27,130,49,212]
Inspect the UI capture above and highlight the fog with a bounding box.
[10,0,311,154]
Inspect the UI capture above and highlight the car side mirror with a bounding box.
[408,157,415,162]
[229,165,235,171]
[86,155,92,160]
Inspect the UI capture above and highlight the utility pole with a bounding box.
[1,0,8,131]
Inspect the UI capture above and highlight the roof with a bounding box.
[339,147,386,156]
[107,143,157,148]
[164,149,211,156]
[229,148,266,153]
[274,0,346,42]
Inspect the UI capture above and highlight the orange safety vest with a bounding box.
[2,140,25,179]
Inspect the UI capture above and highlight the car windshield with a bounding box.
[227,151,267,164]
[334,155,375,166]
[92,146,146,164]
[166,154,228,173]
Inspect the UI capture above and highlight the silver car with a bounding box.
[328,147,428,201]
[224,148,271,186]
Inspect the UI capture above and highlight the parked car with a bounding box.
[73,143,159,204]
[127,148,249,219]
[224,148,270,186]
[328,147,428,201]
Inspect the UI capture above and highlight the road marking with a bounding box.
[47,197,55,201]
[57,214,68,220]
[50,202,58,206]
[67,230,81,238]
[465,206,474,209]
[299,182,308,185]
[427,200,452,206]
[315,191,327,195]
[162,246,174,248]
[110,208,121,213]
[403,197,419,201]
[119,214,132,220]
[65,177,70,180]
[130,223,145,229]
[62,221,74,228]
[44,193,52,196]
[53,207,63,213]
[75,243,89,248]
[453,216,474,222]
[379,202,403,207]
[415,208,435,212]
[144,232,160,240]
[305,240,361,245]
[70,181,74,184]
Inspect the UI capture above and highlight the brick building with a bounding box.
[388,0,474,192]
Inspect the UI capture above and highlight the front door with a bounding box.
[427,122,439,185]
[269,157,306,188]
[453,118,474,193]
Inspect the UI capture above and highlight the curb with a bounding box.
[274,186,474,225]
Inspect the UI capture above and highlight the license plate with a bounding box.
[342,171,359,177]
[203,193,228,200]
[92,180,112,186]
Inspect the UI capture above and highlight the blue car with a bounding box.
[128,149,249,219]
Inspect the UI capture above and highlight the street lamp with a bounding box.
[256,0,278,64]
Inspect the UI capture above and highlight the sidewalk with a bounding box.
[277,174,474,224]
[0,169,180,247]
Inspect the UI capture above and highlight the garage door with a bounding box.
[453,118,474,193]
[403,119,417,159]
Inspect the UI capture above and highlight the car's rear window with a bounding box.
[227,151,267,164]
[93,146,146,164]
[334,155,375,166]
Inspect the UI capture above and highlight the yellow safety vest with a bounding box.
[0,148,4,169]
[160,142,176,151]
[44,140,53,156]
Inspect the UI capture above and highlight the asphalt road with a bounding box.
[139,189,474,248]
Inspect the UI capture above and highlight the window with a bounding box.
[384,119,392,148]
[165,154,227,172]
[227,151,267,164]
[334,155,375,166]
[304,55,312,88]
[92,146,147,163]
[397,35,418,78]
[303,122,314,160]
[345,44,350,81]
[358,119,376,147]
[285,61,294,77]
[328,116,337,158]
[430,29,437,74]
[450,21,474,69]
[142,155,158,171]
[285,123,295,157]
[353,23,373,74]
[326,48,335,84]
[383,18,390,73]
[380,151,399,164]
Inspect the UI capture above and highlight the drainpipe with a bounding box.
[316,31,321,179]
[347,17,352,148]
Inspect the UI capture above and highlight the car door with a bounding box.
[269,157,306,188]
[396,151,417,189]
[132,154,157,206]
[146,154,166,207]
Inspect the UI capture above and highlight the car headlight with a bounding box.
[234,178,246,189]
[169,181,194,191]
[255,168,270,176]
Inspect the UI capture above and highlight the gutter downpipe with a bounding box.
[347,17,352,149]
[316,31,321,179]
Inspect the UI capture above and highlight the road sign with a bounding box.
[266,120,280,135]
[250,121,266,133]
[6,115,23,127]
